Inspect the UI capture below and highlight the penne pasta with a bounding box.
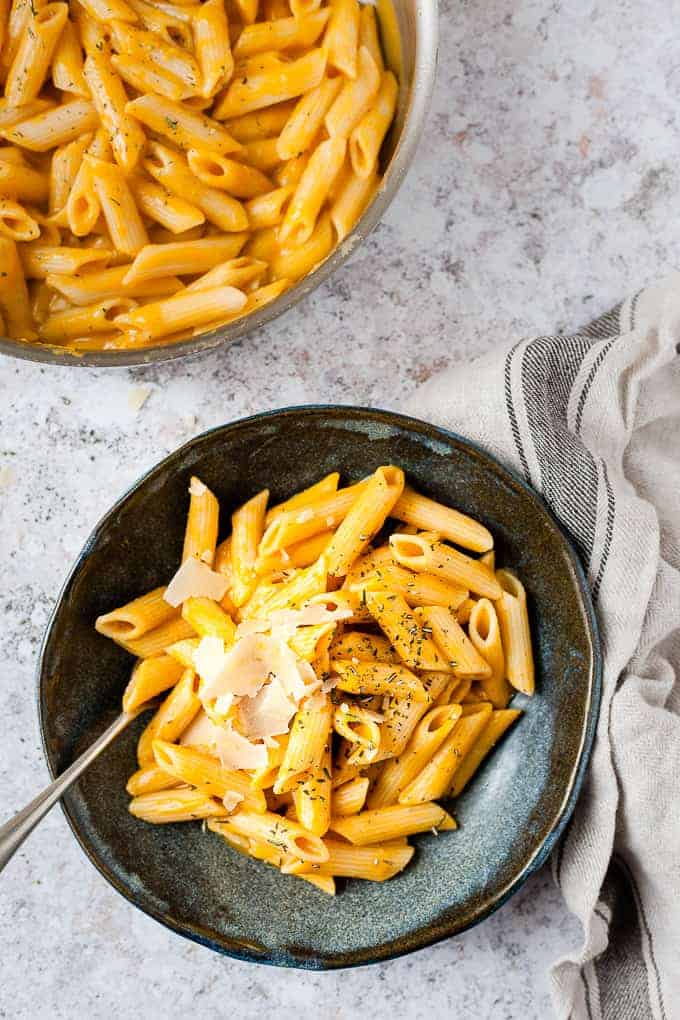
[96,587,176,643]
[332,774,369,815]
[468,598,512,707]
[143,142,249,232]
[391,487,494,553]
[398,703,493,805]
[0,198,40,241]
[324,0,359,78]
[129,787,228,823]
[448,708,522,798]
[364,590,451,672]
[136,668,201,765]
[323,465,404,578]
[230,488,269,606]
[122,654,184,713]
[126,764,181,797]
[226,808,329,863]
[314,837,413,881]
[325,45,379,138]
[274,693,332,793]
[1,98,98,150]
[349,69,397,178]
[5,3,68,106]
[330,801,455,845]
[0,236,33,337]
[331,658,427,702]
[214,47,326,120]
[329,163,376,241]
[495,569,535,695]
[153,739,267,811]
[126,94,241,156]
[389,533,502,600]
[292,746,332,835]
[416,605,492,679]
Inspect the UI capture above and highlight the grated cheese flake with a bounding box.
[163,557,229,607]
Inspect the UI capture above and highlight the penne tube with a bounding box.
[234,8,328,59]
[270,209,334,281]
[456,597,475,626]
[279,136,346,246]
[52,18,90,97]
[495,569,535,696]
[181,597,236,644]
[328,630,399,664]
[180,257,255,293]
[39,297,138,342]
[255,529,333,575]
[128,175,205,235]
[329,163,376,241]
[398,703,493,805]
[214,47,326,120]
[298,873,335,894]
[250,733,289,789]
[332,775,369,816]
[180,475,219,567]
[49,135,92,218]
[0,158,49,204]
[82,52,146,172]
[468,598,512,707]
[274,150,309,188]
[364,590,451,672]
[0,236,33,338]
[266,472,340,524]
[304,588,373,624]
[259,478,369,556]
[86,156,148,256]
[330,801,455,845]
[123,235,247,286]
[315,837,413,881]
[358,2,383,72]
[5,3,68,106]
[129,787,228,823]
[187,148,272,198]
[244,189,293,237]
[379,670,452,758]
[126,95,241,156]
[389,533,502,599]
[0,98,53,131]
[324,465,404,578]
[96,586,177,642]
[46,266,182,304]
[136,668,201,764]
[324,0,359,78]
[224,101,296,143]
[20,244,111,279]
[0,198,40,241]
[351,561,469,612]
[325,45,380,138]
[118,616,196,658]
[391,486,493,552]
[115,281,247,340]
[448,708,522,797]
[367,703,462,809]
[480,550,495,570]
[331,658,427,702]
[417,605,492,679]
[274,692,332,793]
[230,488,269,606]
[110,53,191,102]
[109,22,201,92]
[292,746,331,836]
[143,142,249,232]
[126,764,181,796]
[1,98,98,151]
[226,808,330,863]
[152,739,267,811]
[192,0,232,99]
[276,76,341,161]
[287,620,336,662]
[349,70,398,178]
[122,654,184,713]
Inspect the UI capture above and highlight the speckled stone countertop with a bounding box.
[1,0,678,1016]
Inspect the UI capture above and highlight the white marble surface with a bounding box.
[2,0,679,1015]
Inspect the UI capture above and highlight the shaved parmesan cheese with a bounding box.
[215,723,268,770]
[179,709,220,749]
[269,604,353,628]
[164,557,229,607]
[222,790,244,812]
[238,676,297,739]
[197,634,268,700]
[189,477,207,497]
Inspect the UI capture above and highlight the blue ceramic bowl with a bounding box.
[38,406,601,968]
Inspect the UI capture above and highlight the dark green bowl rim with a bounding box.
[36,405,602,969]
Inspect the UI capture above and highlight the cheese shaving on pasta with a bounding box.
[163,558,228,607]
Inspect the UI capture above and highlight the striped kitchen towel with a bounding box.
[410,275,680,1019]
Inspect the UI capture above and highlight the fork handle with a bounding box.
[0,711,135,874]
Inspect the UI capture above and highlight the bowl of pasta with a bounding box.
[38,406,601,967]
[0,0,437,365]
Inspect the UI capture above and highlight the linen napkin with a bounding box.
[408,275,680,1020]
